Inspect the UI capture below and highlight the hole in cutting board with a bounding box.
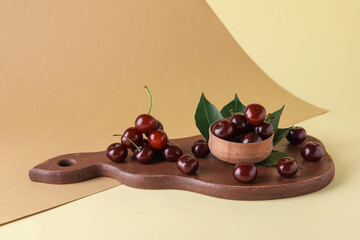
[58,159,76,167]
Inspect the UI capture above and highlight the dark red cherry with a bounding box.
[244,104,266,126]
[134,144,155,164]
[148,129,168,150]
[121,127,143,149]
[277,157,298,178]
[241,132,262,144]
[156,120,164,130]
[162,143,183,162]
[177,155,199,174]
[106,143,128,163]
[212,119,235,140]
[135,114,157,135]
[230,113,249,136]
[287,126,307,145]
[301,142,324,162]
[191,139,210,158]
[233,163,257,183]
[254,122,274,140]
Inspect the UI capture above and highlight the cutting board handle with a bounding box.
[29,151,108,184]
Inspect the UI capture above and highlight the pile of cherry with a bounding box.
[212,104,274,143]
[105,87,325,183]
[106,86,202,175]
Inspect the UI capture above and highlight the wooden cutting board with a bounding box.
[29,135,334,200]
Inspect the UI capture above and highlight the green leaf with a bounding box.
[258,150,291,166]
[257,150,303,169]
[273,126,293,146]
[195,93,223,142]
[220,93,246,118]
[266,105,285,132]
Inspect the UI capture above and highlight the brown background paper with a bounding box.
[0,0,325,225]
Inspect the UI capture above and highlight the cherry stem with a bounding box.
[229,108,234,115]
[144,86,152,115]
[113,134,141,151]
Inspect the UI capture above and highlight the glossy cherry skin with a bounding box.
[301,142,324,162]
[241,132,262,144]
[135,114,157,135]
[277,157,298,178]
[254,122,274,140]
[148,129,168,150]
[286,126,307,145]
[121,127,143,149]
[162,143,183,162]
[106,143,128,163]
[191,139,210,158]
[233,163,257,183]
[177,155,199,174]
[156,120,164,130]
[134,144,155,164]
[212,119,235,140]
[230,113,249,136]
[244,104,267,126]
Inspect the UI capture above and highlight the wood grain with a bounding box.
[29,135,334,200]
[208,121,274,164]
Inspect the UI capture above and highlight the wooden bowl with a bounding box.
[208,121,274,164]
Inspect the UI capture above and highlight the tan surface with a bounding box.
[0,0,326,226]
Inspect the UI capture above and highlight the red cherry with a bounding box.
[230,113,249,136]
[134,144,155,164]
[162,143,183,162]
[233,163,257,183]
[277,157,298,178]
[156,120,164,130]
[106,143,128,163]
[301,142,324,162]
[121,127,143,149]
[191,139,210,158]
[212,119,235,140]
[254,122,274,140]
[177,155,199,174]
[244,104,267,126]
[148,129,168,150]
[286,126,307,144]
[241,132,262,144]
[135,114,157,135]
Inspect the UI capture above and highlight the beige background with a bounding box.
[1,0,360,239]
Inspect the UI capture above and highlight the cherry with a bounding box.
[301,142,324,162]
[230,113,249,136]
[106,143,128,163]
[191,139,210,158]
[135,114,157,135]
[241,132,262,144]
[277,157,298,178]
[177,155,199,174]
[134,144,155,164]
[212,119,235,140]
[156,120,164,130]
[121,127,143,149]
[233,162,257,183]
[162,143,183,162]
[114,134,154,164]
[244,103,266,126]
[254,122,274,140]
[148,129,168,150]
[286,126,307,145]
[135,86,157,134]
